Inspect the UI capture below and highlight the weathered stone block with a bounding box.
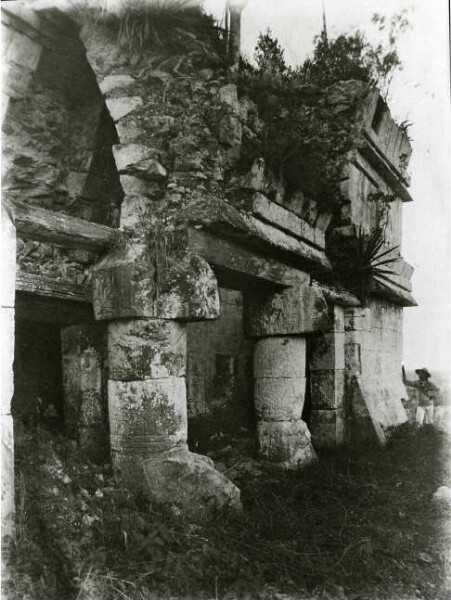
[254,377,306,421]
[108,319,186,380]
[240,158,266,192]
[66,170,89,196]
[310,332,345,371]
[143,448,242,519]
[119,175,161,199]
[254,337,306,378]
[218,83,239,109]
[331,305,345,333]
[108,377,187,463]
[246,283,331,337]
[92,246,220,321]
[309,409,344,447]
[219,113,242,158]
[344,307,371,331]
[257,420,316,468]
[6,31,41,71]
[61,325,107,459]
[3,63,34,98]
[113,144,167,180]
[310,369,345,410]
[106,97,143,122]
[252,193,325,249]
[301,197,318,225]
[1,414,14,542]
[99,74,136,94]
[345,342,362,372]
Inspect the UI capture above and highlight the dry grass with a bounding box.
[4,424,450,600]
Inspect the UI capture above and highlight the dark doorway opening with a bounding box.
[187,288,255,456]
[13,320,64,433]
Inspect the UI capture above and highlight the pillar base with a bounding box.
[257,420,317,469]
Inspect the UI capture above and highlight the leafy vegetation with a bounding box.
[5,424,450,600]
[239,14,410,212]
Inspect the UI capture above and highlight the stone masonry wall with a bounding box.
[344,298,408,442]
[187,288,253,424]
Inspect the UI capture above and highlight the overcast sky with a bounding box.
[205,0,451,373]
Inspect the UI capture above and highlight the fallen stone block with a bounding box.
[143,448,242,520]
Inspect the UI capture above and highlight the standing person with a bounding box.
[402,367,439,426]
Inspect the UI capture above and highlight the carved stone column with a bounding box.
[107,318,188,480]
[61,325,107,462]
[254,337,315,468]
[246,282,330,468]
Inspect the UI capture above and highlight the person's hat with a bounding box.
[415,368,431,378]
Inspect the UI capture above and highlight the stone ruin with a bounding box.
[1,2,417,537]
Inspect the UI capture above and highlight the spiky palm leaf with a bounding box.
[330,226,400,302]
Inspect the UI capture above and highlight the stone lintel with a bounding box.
[369,278,418,307]
[252,193,325,249]
[182,198,331,274]
[16,271,92,303]
[187,228,308,290]
[4,198,117,251]
[311,282,361,308]
[359,131,413,202]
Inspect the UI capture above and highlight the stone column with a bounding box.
[61,325,107,462]
[1,212,16,544]
[309,305,346,447]
[253,337,315,469]
[107,318,188,483]
[105,316,241,519]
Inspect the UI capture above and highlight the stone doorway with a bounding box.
[13,320,64,434]
[12,295,109,462]
[186,288,255,455]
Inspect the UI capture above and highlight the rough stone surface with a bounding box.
[257,420,316,468]
[344,300,408,441]
[108,319,186,380]
[310,332,345,371]
[113,144,167,180]
[143,447,242,519]
[254,377,306,421]
[253,334,315,467]
[99,74,136,94]
[92,244,220,321]
[310,369,345,411]
[246,283,331,337]
[187,288,252,419]
[61,325,108,461]
[108,377,188,481]
[254,337,306,378]
[106,96,143,122]
[252,193,325,249]
[309,409,344,448]
[1,415,15,542]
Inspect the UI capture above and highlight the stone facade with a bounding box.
[2,2,416,535]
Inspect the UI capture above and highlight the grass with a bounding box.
[3,423,450,600]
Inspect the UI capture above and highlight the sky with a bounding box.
[205,0,451,373]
